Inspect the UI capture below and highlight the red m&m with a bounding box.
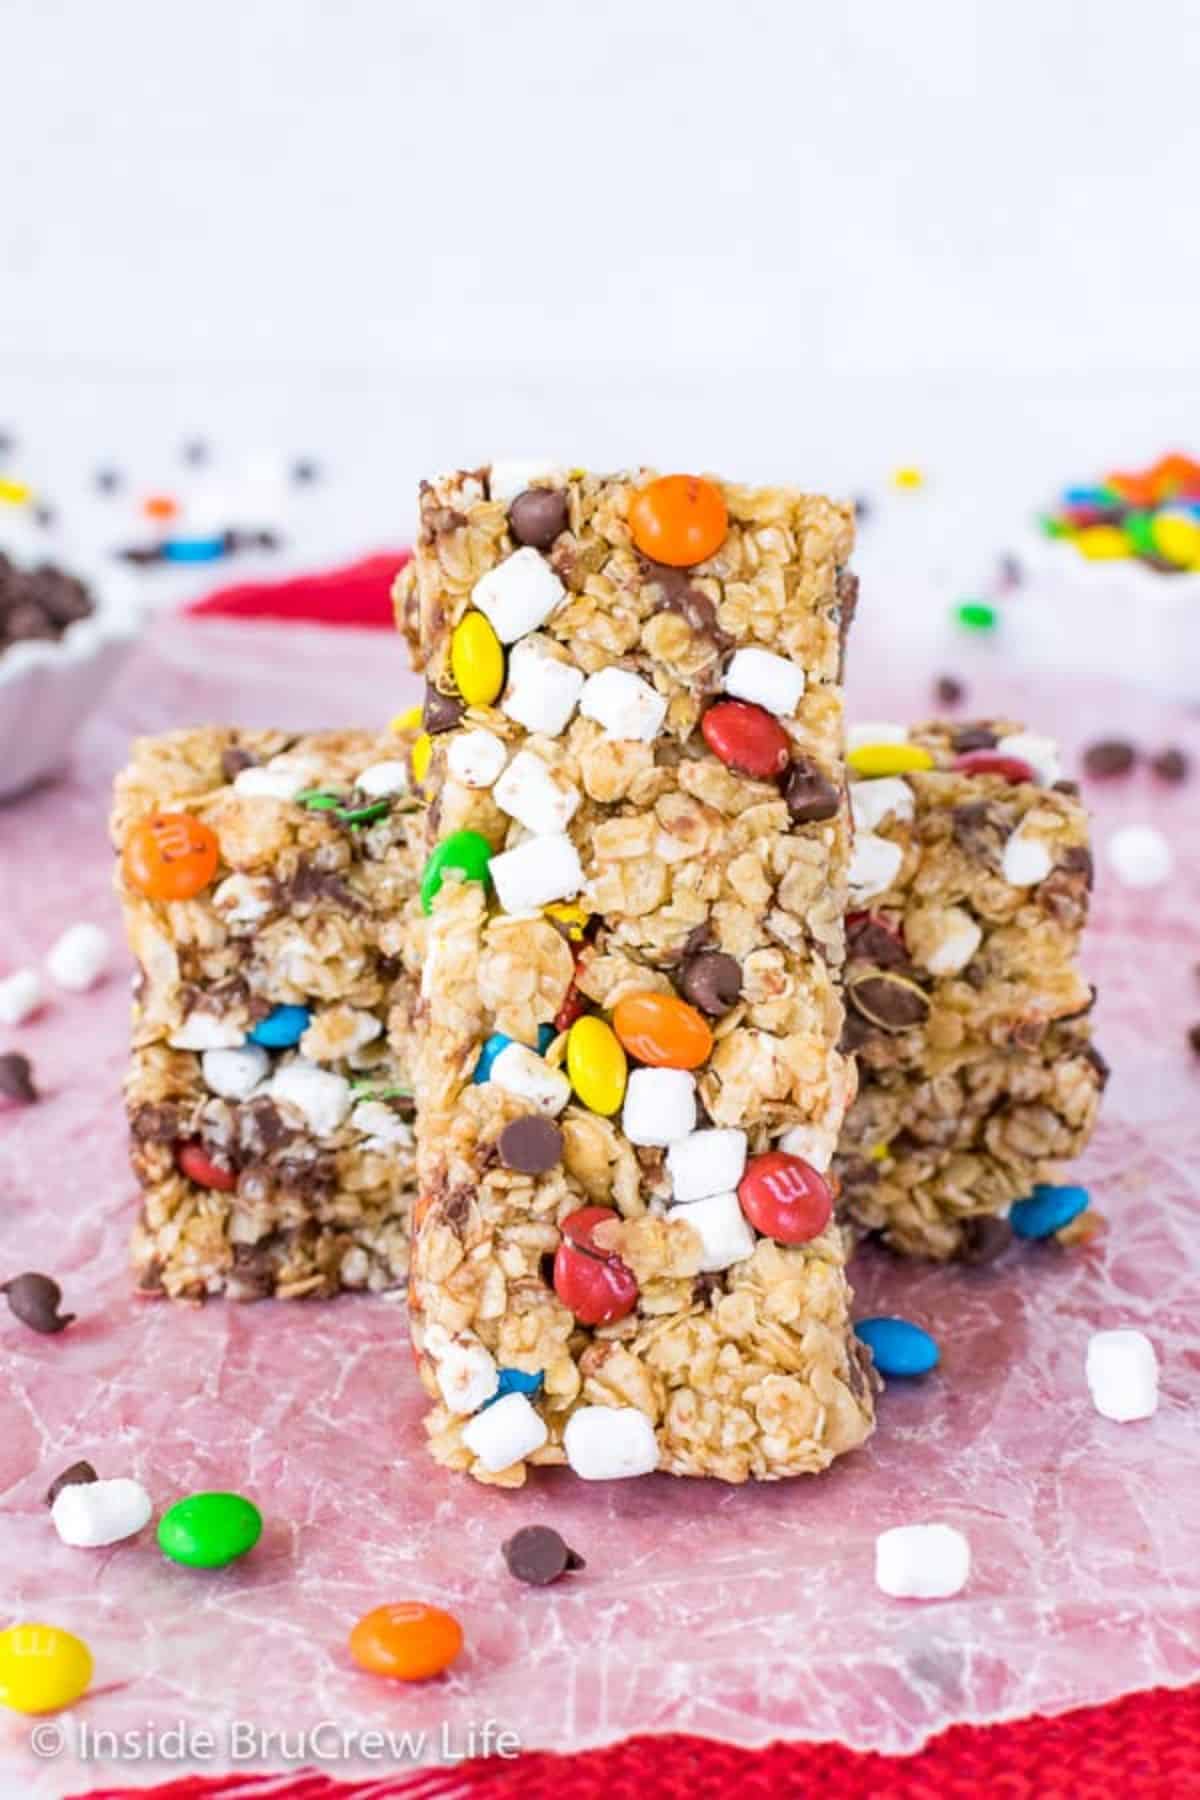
[952,750,1036,784]
[738,1152,832,1245]
[552,1207,638,1325]
[176,1142,237,1192]
[701,701,790,780]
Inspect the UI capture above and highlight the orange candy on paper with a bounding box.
[123,812,220,901]
[612,991,713,1070]
[628,475,728,568]
[349,1603,463,1683]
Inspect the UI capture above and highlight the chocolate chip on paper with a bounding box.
[45,1460,99,1507]
[1083,738,1137,778]
[1151,747,1189,784]
[1188,1023,1200,1058]
[498,1115,563,1175]
[959,1216,1013,1267]
[679,950,742,1017]
[934,675,965,708]
[2,1272,76,1334]
[508,488,569,551]
[0,1052,38,1105]
[502,1524,585,1587]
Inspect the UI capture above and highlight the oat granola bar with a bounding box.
[834,718,1104,1260]
[112,727,421,1300]
[402,464,875,1486]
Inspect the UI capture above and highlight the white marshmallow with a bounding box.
[169,1013,247,1052]
[233,759,316,802]
[1001,826,1053,888]
[435,1339,500,1415]
[46,923,110,992]
[52,1478,153,1549]
[778,1122,836,1172]
[850,777,915,833]
[848,833,903,904]
[995,731,1061,786]
[354,760,409,798]
[201,1044,270,1100]
[848,721,909,749]
[493,750,580,836]
[1086,1329,1159,1422]
[472,546,565,643]
[920,907,983,977]
[461,1391,548,1472]
[490,833,584,913]
[579,667,668,742]
[270,1061,353,1136]
[666,1128,748,1203]
[351,1099,414,1152]
[489,1042,571,1115]
[488,460,561,505]
[723,648,805,716]
[447,729,508,789]
[564,1405,659,1480]
[623,1068,696,1146]
[213,874,276,929]
[671,1191,756,1272]
[1106,824,1174,890]
[0,968,43,1025]
[875,1524,970,1599]
[501,637,584,738]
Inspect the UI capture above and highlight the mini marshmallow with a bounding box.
[472,546,565,643]
[1086,1329,1159,1422]
[623,1068,696,1146]
[996,731,1061,786]
[488,460,561,505]
[270,1061,353,1136]
[564,1405,660,1480]
[447,729,508,789]
[201,1044,271,1101]
[493,750,580,836]
[52,1477,153,1549]
[875,1523,970,1599]
[777,1121,836,1172]
[670,1190,756,1273]
[0,968,43,1025]
[1001,825,1053,888]
[579,667,668,742]
[351,1099,413,1151]
[435,1339,500,1415]
[1106,824,1174,890]
[46,923,110,992]
[666,1128,748,1203]
[354,760,409,797]
[213,874,276,929]
[461,1391,548,1472]
[848,833,903,904]
[502,637,584,737]
[489,1042,571,1115]
[920,907,983,977]
[169,1013,247,1051]
[233,758,317,802]
[723,647,805,716]
[850,777,915,833]
[490,833,584,913]
[848,720,908,749]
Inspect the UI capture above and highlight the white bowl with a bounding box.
[0,552,145,799]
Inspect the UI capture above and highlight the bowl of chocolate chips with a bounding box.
[0,547,144,798]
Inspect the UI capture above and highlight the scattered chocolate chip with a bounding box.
[509,488,569,551]
[847,970,930,1032]
[33,504,56,529]
[291,457,320,485]
[951,725,998,754]
[498,1115,563,1175]
[118,543,164,566]
[852,494,872,523]
[996,553,1024,589]
[1151,747,1189,783]
[2,1272,75,1334]
[680,950,742,1017]
[182,438,210,466]
[959,1216,1014,1266]
[94,466,122,494]
[220,745,259,781]
[45,1460,99,1507]
[846,916,911,971]
[502,1524,584,1586]
[782,757,841,824]
[1083,738,1137,778]
[1189,1024,1200,1058]
[934,675,965,708]
[423,684,465,734]
[0,1053,37,1105]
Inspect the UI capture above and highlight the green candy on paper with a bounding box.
[158,1493,263,1569]
[953,598,998,633]
[420,830,493,915]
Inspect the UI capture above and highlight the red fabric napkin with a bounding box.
[185,552,410,629]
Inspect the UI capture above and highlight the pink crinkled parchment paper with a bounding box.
[1,617,1198,1797]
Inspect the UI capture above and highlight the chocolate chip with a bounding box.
[782,757,841,824]
[45,1460,98,1507]
[291,457,320,485]
[508,488,568,551]
[1084,1043,1111,1088]
[221,746,259,781]
[0,1053,37,1105]
[182,438,210,466]
[118,543,165,566]
[6,601,54,641]
[1189,1023,1200,1058]
[498,1115,563,1175]
[847,971,930,1032]
[852,495,872,523]
[951,725,998,753]
[1083,738,1137,778]
[502,1524,585,1587]
[423,684,465,735]
[1151,747,1189,783]
[680,951,742,1017]
[959,1216,1014,1266]
[846,916,911,971]
[94,466,122,494]
[2,1272,75,1334]
[934,675,965,707]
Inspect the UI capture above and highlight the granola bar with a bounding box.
[112,727,421,1300]
[402,464,875,1486]
[834,718,1104,1260]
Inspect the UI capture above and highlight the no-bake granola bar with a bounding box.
[400,464,875,1486]
[834,718,1104,1260]
[112,727,421,1300]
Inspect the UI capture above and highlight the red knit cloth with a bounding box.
[185,552,408,629]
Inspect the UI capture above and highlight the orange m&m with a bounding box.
[612,990,713,1070]
[123,812,220,901]
[628,475,728,568]
[349,1603,463,1683]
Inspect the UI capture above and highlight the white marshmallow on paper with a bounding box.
[461,1391,548,1472]
[501,637,584,738]
[847,833,903,904]
[850,777,914,833]
[46,923,110,992]
[0,968,43,1025]
[472,546,565,643]
[270,1061,353,1136]
[490,833,584,913]
[489,1042,571,1115]
[1106,824,1174,890]
[447,729,508,790]
[623,1068,696,1146]
[201,1044,270,1101]
[1086,1329,1159,1422]
[723,647,805,716]
[666,1128,748,1203]
[563,1405,659,1480]
[493,750,580,836]
[670,1190,756,1272]
[875,1523,970,1599]
[52,1477,153,1548]
[435,1339,500,1415]
[579,668,668,742]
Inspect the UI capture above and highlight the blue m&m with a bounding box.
[472,1025,555,1084]
[855,1316,940,1378]
[248,1004,311,1049]
[1010,1183,1090,1240]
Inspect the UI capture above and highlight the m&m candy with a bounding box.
[0,1623,93,1714]
[566,1016,627,1115]
[248,1003,311,1048]
[952,750,1035,784]
[450,611,505,707]
[612,991,712,1070]
[628,474,728,568]
[349,1603,463,1682]
[1010,1183,1090,1240]
[847,743,934,777]
[157,1492,263,1568]
[123,812,220,902]
[737,1152,832,1244]
[855,1316,940,1377]
[553,1207,638,1324]
[176,1142,237,1192]
[701,701,790,780]
[420,830,493,914]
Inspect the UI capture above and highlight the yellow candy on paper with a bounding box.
[545,902,590,941]
[566,1015,627,1116]
[1150,512,1200,569]
[391,704,423,734]
[0,1623,93,1715]
[411,732,433,784]
[451,611,505,707]
[847,743,934,777]
[890,466,925,491]
[1073,525,1132,561]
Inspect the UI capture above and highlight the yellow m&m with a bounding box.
[847,743,934,778]
[0,1623,93,1714]
[566,1016,627,1116]
[451,612,505,707]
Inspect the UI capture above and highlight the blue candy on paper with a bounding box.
[855,1316,940,1378]
[164,536,228,564]
[1010,1183,1090,1239]
[248,1004,311,1049]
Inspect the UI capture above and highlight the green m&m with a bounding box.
[157,1492,263,1569]
[420,829,493,915]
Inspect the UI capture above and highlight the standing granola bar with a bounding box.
[112,727,421,1300]
[403,464,874,1485]
[835,718,1104,1260]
